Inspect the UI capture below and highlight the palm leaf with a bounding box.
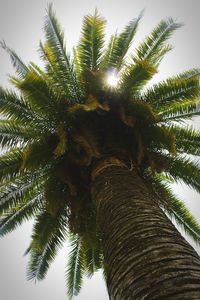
[144,77,200,111]
[78,9,106,72]
[21,137,58,170]
[0,173,37,213]
[169,125,200,156]
[0,189,43,236]
[15,70,59,120]
[26,210,67,281]
[143,172,200,243]
[0,40,29,78]
[174,69,200,80]
[100,33,118,69]
[0,168,48,214]
[84,245,103,277]
[165,189,200,244]
[66,234,85,299]
[133,18,182,65]
[0,148,24,181]
[145,125,176,154]
[101,10,143,70]
[73,47,82,80]
[0,87,39,123]
[0,119,42,150]
[120,60,157,97]
[40,4,82,101]
[161,101,200,122]
[165,155,200,193]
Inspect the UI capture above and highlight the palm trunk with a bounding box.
[91,165,200,300]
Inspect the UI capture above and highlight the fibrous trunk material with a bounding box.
[92,166,200,299]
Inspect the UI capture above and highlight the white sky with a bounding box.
[0,0,200,299]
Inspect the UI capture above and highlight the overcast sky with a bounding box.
[0,0,200,299]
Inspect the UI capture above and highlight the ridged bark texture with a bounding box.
[92,166,200,300]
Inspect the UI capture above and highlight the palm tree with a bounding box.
[1,4,200,299]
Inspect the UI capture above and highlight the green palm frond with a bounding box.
[29,62,46,75]
[169,125,200,156]
[44,4,67,63]
[0,148,23,181]
[145,125,176,154]
[143,172,200,243]
[77,9,106,72]
[21,136,58,170]
[0,189,43,236]
[100,33,118,70]
[161,101,200,122]
[132,18,182,65]
[173,69,200,80]
[0,172,37,213]
[83,243,103,277]
[15,70,59,120]
[120,100,158,127]
[0,120,41,150]
[73,47,82,79]
[165,189,200,244]
[143,77,200,111]
[26,210,67,281]
[66,234,85,299]
[0,87,39,123]
[0,168,48,214]
[0,40,29,78]
[101,10,143,70]
[120,60,156,97]
[165,155,200,193]
[40,4,82,101]
[26,234,64,281]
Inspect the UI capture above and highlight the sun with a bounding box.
[107,70,119,87]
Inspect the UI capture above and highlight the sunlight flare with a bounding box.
[107,70,119,87]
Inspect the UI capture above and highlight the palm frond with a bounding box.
[21,137,58,170]
[15,70,59,120]
[100,33,118,70]
[0,190,43,236]
[0,120,42,150]
[132,18,182,65]
[174,69,200,80]
[0,87,39,123]
[83,244,103,277]
[165,190,200,244]
[28,62,48,79]
[120,60,157,97]
[73,47,82,79]
[78,9,106,72]
[161,101,200,122]
[0,40,29,77]
[101,10,143,70]
[0,148,23,181]
[143,172,200,244]
[144,77,200,111]
[0,168,48,214]
[165,155,200,193]
[26,210,67,281]
[66,234,85,299]
[168,125,200,156]
[121,100,159,126]
[145,125,176,154]
[40,4,82,101]
[26,235,63,281]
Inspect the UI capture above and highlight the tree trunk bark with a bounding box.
[91,165,200,300]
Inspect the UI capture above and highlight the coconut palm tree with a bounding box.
[0,4,200,299]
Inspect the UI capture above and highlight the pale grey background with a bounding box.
[0,0,200,299]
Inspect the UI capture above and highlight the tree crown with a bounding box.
[0,5,200,297]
